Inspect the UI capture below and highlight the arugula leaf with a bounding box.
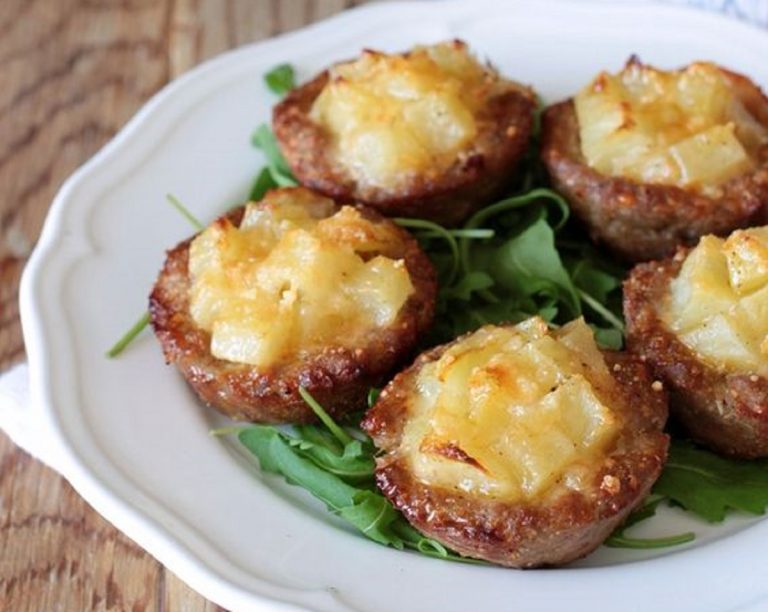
[442,271,494,301]
[236,399,479,563]
[166,193,204,231]
[239,426,360,511]
[400,185,626,348]
[653,440,768,522]
[605,496,695,549]
[395,217,460,285]
[338,490,406,546]
[107,193,207,357]
[367,388,381,408]
[570,260,621,303]
[251,124,298,187]
[249,167,278,201]
[289,426,375,482]
[106,311,150,358]
[577,289,625,334]
[485,212,580,318]
[462,188,569,237]
[606,527,695,550]
[298,386,355,446]
[264,63,295,96]
[592,327,623,350]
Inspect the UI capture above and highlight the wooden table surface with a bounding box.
[0,1,374,609]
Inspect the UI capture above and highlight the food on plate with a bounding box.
[541,58,768,262]
[624,226,768,458]
[149,187,437,423]
[362,317,669,567]
[273,40,536,225]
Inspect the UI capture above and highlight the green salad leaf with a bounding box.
[264,63,296,96]
[249,166,278,201]
[235,389,483,563]
[605,496,695,549]
[106,311,150,358]
[251,123,298,187]
[653,440,768,522]
[106,193,207,357]
[166,193,204,231]
[399,186,625,348]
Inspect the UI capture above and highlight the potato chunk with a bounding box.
[400,318,621,502]
[723,226,768,295]
[663,226,768,374]
[188,189,414,367]
[309,41,501,189]
[575,59,768,192]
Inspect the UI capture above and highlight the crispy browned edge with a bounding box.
[149,198,437,424]
[361,333,669,568]
[624,251,768,458]
[540,68,768,263]
[272,54,536,226]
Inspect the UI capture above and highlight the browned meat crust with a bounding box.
[624,252,768,458]
[149,201,437,424]
[273,69,536,226]
[361,336,669,568]
[541,71,768,262]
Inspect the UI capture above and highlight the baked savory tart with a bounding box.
[362,317,668,567]
[150,187,437,423]
[273,40,536,225]
[625,225,768,458]
[542,58,768,262]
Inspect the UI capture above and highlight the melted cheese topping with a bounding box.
[400,318,621,502]
[575,60,768,193]
[309,40,504,190]
[664,226,768,375]
[188,188,414,366]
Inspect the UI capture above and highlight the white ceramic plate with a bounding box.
[20,1,768,610]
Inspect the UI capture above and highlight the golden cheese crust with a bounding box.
[149,201,437,423]
[273,55,536,226]
[361,331,669,568]
[624,252,768,458]
[541,69,768,263]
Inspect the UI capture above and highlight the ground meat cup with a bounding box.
[150,192,437,424]
[624,252,768,459]
[541,68,768,263]
[273,43,536,226]
[362,323,669,568]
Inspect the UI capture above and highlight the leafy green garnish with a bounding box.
[251,124,298,188]
[166,193,204,231]
[606,439,768,547]
[576,288,625,333]
[249,167,278,201]
[107,192,206,357]
[264,63,296,96]
[404,186,625,348]
[606,496,695,549]
[654,440,768,522]
[395,218,462,285]
[298,386,355,446]
[235,390,482,563]
[367,388,381,408]
[106,311,150,358]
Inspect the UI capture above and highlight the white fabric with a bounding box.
[0,362,56,466]
[1,0,766,471]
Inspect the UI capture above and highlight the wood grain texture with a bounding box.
[0,0,372,609]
